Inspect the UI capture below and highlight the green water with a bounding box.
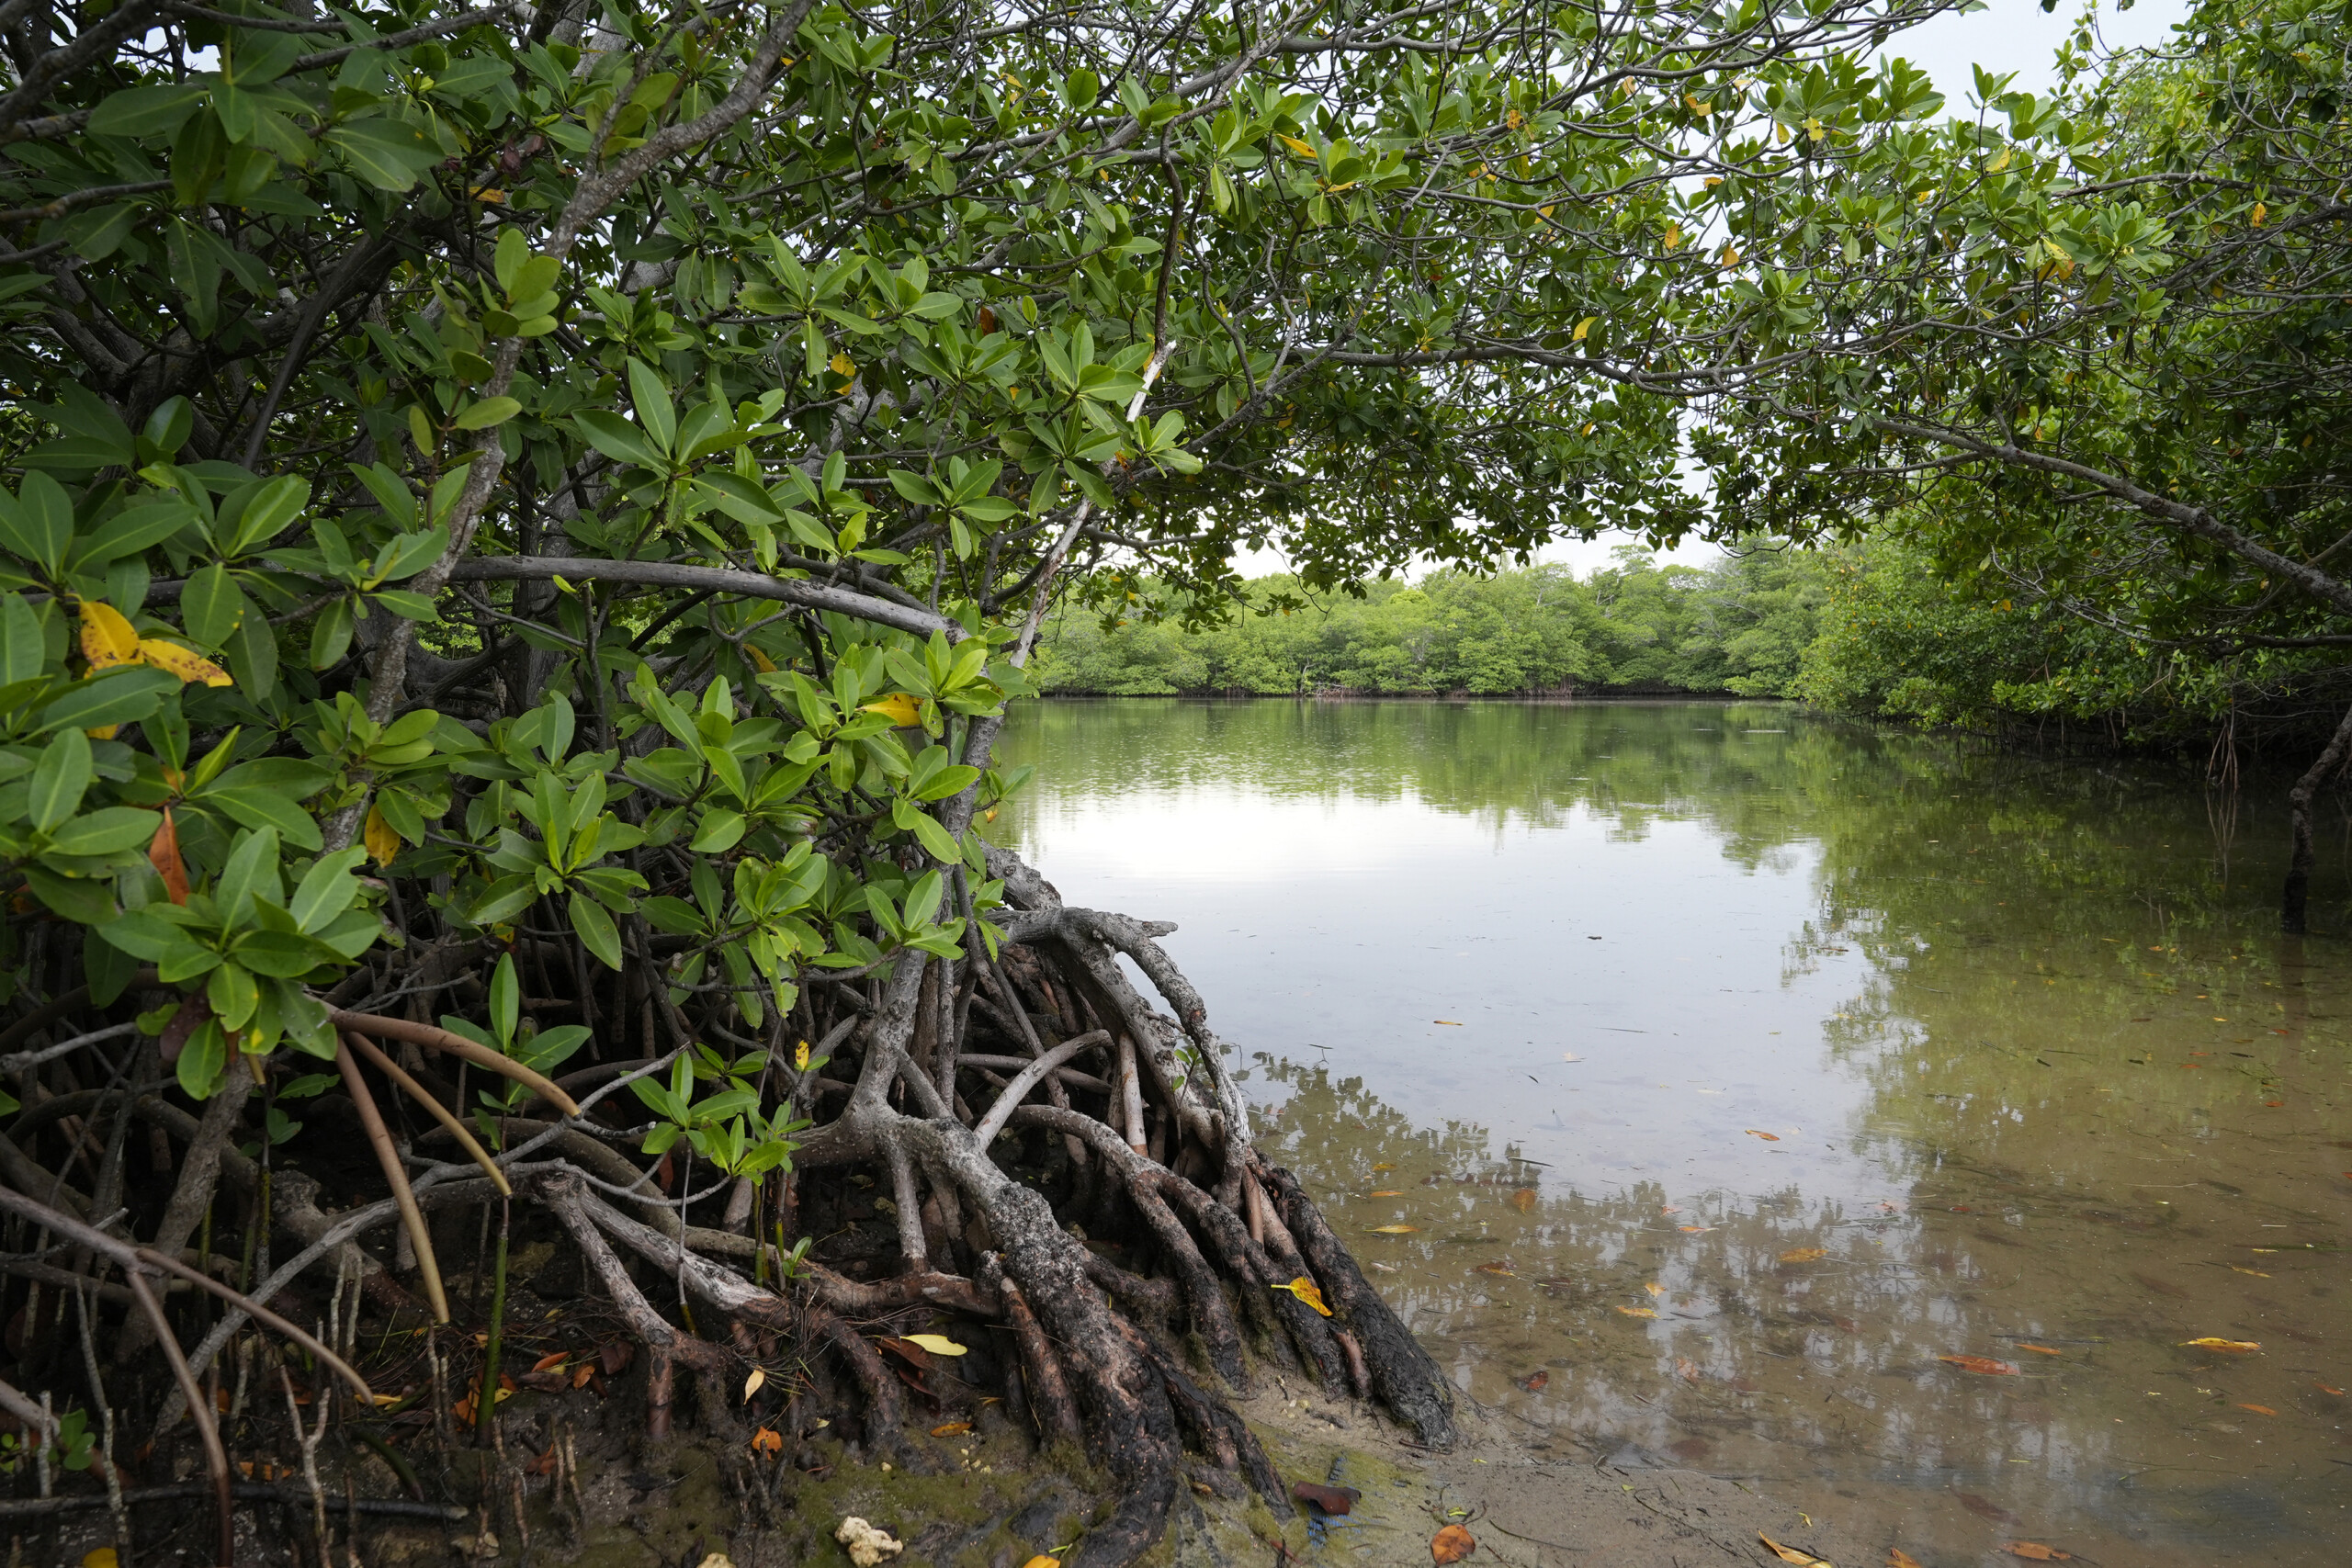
[994,698,2351,1567]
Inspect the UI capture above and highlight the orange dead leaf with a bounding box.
[1275,1276,1333,1315]
[1780,1248,1826,1264]
[1889,1551,1924,1568]
[2001,1545,2073,1562]
[1517,1370,1548,1392]
[1677,1224,1712,1233]
[148,809,189,905]
[1369,1224,1418,1234]
[571,1363,594,1389]
[1939,1355,2020,1376]
[1369,1190,1404,1197]
[1510,1188,1537,1213]
[750,1426,783,1455]
[1433,1020,1464,1026]
[1758,1533,1831,1566]
[2235,1403,2277,1416]
[2014,1343,2063,1357]
[1020,1559,1059,1568]
[2317,1382,2346,1396]
[2179,1337,2261,1353]
[930,1421,972,1437]
[528,1350,570,1374]
[1615,1305,1657,1319]
[1430,1523,1476,1563]
[525,1443,558,1476]
[1746,1129,1781,1141]
[1371,1163,1396,1172]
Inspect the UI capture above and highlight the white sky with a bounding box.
[1236,0,2190,582]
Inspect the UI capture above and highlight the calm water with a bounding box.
[994,699,2351,1567]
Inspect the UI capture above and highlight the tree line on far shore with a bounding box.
[1038,542,2352,762]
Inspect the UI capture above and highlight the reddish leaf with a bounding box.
[148,809,189,905]
[528,1350,570,1373]
[1516,1371,1548,1393]
[1430,1523,1476,1563]
[525,1443,558,1477]
[1939,1355,2020,1376]
[1292,1481,1360,1515]
[597,1340,635,1375]
[2001,1545,2073,1562]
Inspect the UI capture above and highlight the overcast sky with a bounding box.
[1236,0,2190,581]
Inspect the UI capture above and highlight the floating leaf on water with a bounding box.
[1518,1370,1549,1392]
[1369,1224,1419,1234]
[1433,1020,1464,1026]
[929,1421,973,1437]
[1746,1129,1781,1141]
[1781,1248,1827,1264]
[1615,1305,1657,1319]
[2179,1337,2261,1353]
[1021,1559,1059,1568]
[743,1367,766,1402]
[1293,1481,1360,1514]
[2014,1344,2063,1357]
[1473,1261,1515,1277]
[1675,1357,1702,1382]
[1510,1188,1537,1212]
[2235,1403,2277,1416]
[1938,1355,2020,1376]
[1430,1523,1476,1564]
[2001,1545,2073,1562]
[1369,1189,1404,1197]
[1758,1532,1832,1566]
[1678,1224,1713,1233]
[1276,1276,1333,1315]
[1645,1281,1667,1296]
[900,1333,967,1356]
[1371,1163,1396,1172]
[2316,1382,2346,1396]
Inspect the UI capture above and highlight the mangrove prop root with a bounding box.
[0,852,1454,1568]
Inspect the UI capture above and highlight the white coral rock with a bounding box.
[835,1517,905,1568]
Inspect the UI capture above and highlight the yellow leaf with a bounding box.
[745,644,776,672]
[1890,1551,1924,1568]
[743,1366,765,1402]
[363,803,401,869]
[1615,1305,1657,1318]
[863,693,922,726]
[1369,1224,1419,1235]
[1780,1247,1826,1264]
[1276,1276,1332,1315]
[1370,1162,1396,1171]
[899,1333,967,1356]
[1537,204,1555,218]
[2251,201,2267,226]
[2178,1337,2261,1353]
[1644,1281,1666,1296]
[1022,1559,1061,1568]
[1758,1533,1833,1566]
[931,1421,972,1437]
[136,638,233,686]
[795,1039,812,1071]
[1510,1188,1536,1212]
[1573,316,1597,342]
[1662,223,1681,251]
[83,1551,119,1568]
[1986,145,2012,173]
[1719,245,1741,267]
[78,601,140,670]
[1684,96,1711,115]
[750,1426,783,1454]
[1369,1189,1403,1197]
[1278,134,1316,157]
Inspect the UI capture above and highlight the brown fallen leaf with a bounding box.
[1677,1224,1713,1233]
[1372,1162,1396,1172]
[1292,1481,1360,1515]
[1430,1523,1476,1563]
[1888,1551,1923,1568]
[1938,1355,2021,1376]
[1955,1493,2015,1523]
[1510,1188,1537,1213]
[1780,1248,1827,1264]
[1615,1305,1657,1319]
[2014,1344,2063,1357]
[1758,1532,1831,1565]
[1675,1357,1702,1382]
[1517,1370,1549,1392]
[571,1363,594,1389]
[2235,1403,2277,1416]
[525,1443,558,1477]
[930,1421,971,1437]
[1746,1129,1781,1142]
[2178,1337,2261,1353]
[528,1350,570,1374]
[1472,1261,1515,1278]
[876,1336,935,1371]
[2001,1544,2073,1562]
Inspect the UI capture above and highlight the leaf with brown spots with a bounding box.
[1430,1523,1476,1563]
